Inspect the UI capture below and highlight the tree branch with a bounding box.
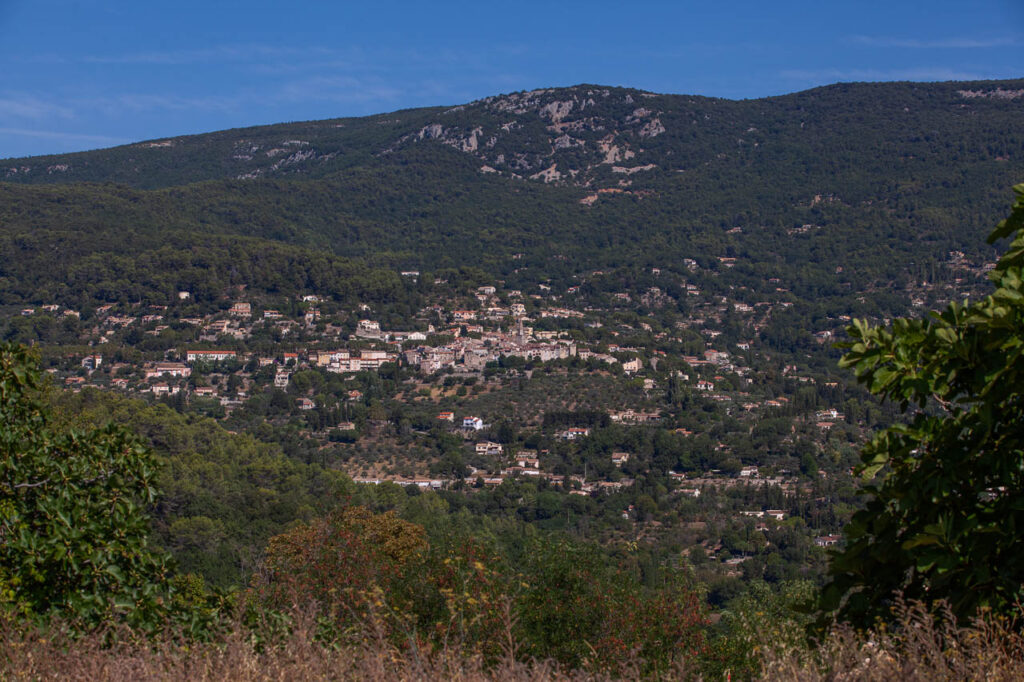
[12,477,50,489]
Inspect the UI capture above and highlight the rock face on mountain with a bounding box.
[388,87,668,186]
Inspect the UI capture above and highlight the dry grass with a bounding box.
[2,601,1023,681]
[0,614,601,682]
[0,602,661,682]
[763,600,1024,682]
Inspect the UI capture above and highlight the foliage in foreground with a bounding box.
[2,600,1022,681]
[764,600,1024,682]
[0,343,173,628]
[821,184,1024,627]
[249,507,708,676]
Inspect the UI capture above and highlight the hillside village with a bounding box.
[2,74,1010,591]
[10,249,996,580]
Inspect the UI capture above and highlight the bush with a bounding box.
[0,343,173,629]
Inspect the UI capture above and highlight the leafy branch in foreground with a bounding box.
[0,342,172,628]
[819,184,1024,627]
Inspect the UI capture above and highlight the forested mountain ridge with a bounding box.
[0,79,1022,318]
[4,80,1023,192]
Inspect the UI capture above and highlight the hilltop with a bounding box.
[4,80,1023,193]
[1,79,1022,319]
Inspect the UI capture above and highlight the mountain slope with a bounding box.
[0,80,1022,316]
[4,80,1022,192]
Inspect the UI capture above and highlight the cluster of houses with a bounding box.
[48,273,803,414]
[21,255,995,585]
[307,348,399,373]
[55,281,859,455]
[351,444,637,494]
[403,322,578,374]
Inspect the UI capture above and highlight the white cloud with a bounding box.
[0,94,74,120]
[79,44,336,66]
[850,35,1020,49]
[0,127,129,146]
[778,67,1016,83]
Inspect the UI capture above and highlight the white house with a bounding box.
[185,350,237,363]
[144,362,191,379]
[815,535,842,547]
[475,441,503,456]
[557,427,591,440]
[622,358,642,374]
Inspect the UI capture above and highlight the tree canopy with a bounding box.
[820,184,1024,626]
[0,343,172,627]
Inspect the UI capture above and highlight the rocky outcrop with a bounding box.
[958,88,1024,99]
[539,100,574,122]
[394,86,668,189]
[529,164,562,183]
[612,164,657,175]
[639,118,665,138]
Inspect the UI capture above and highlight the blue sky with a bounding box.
[1,0,1022,158]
